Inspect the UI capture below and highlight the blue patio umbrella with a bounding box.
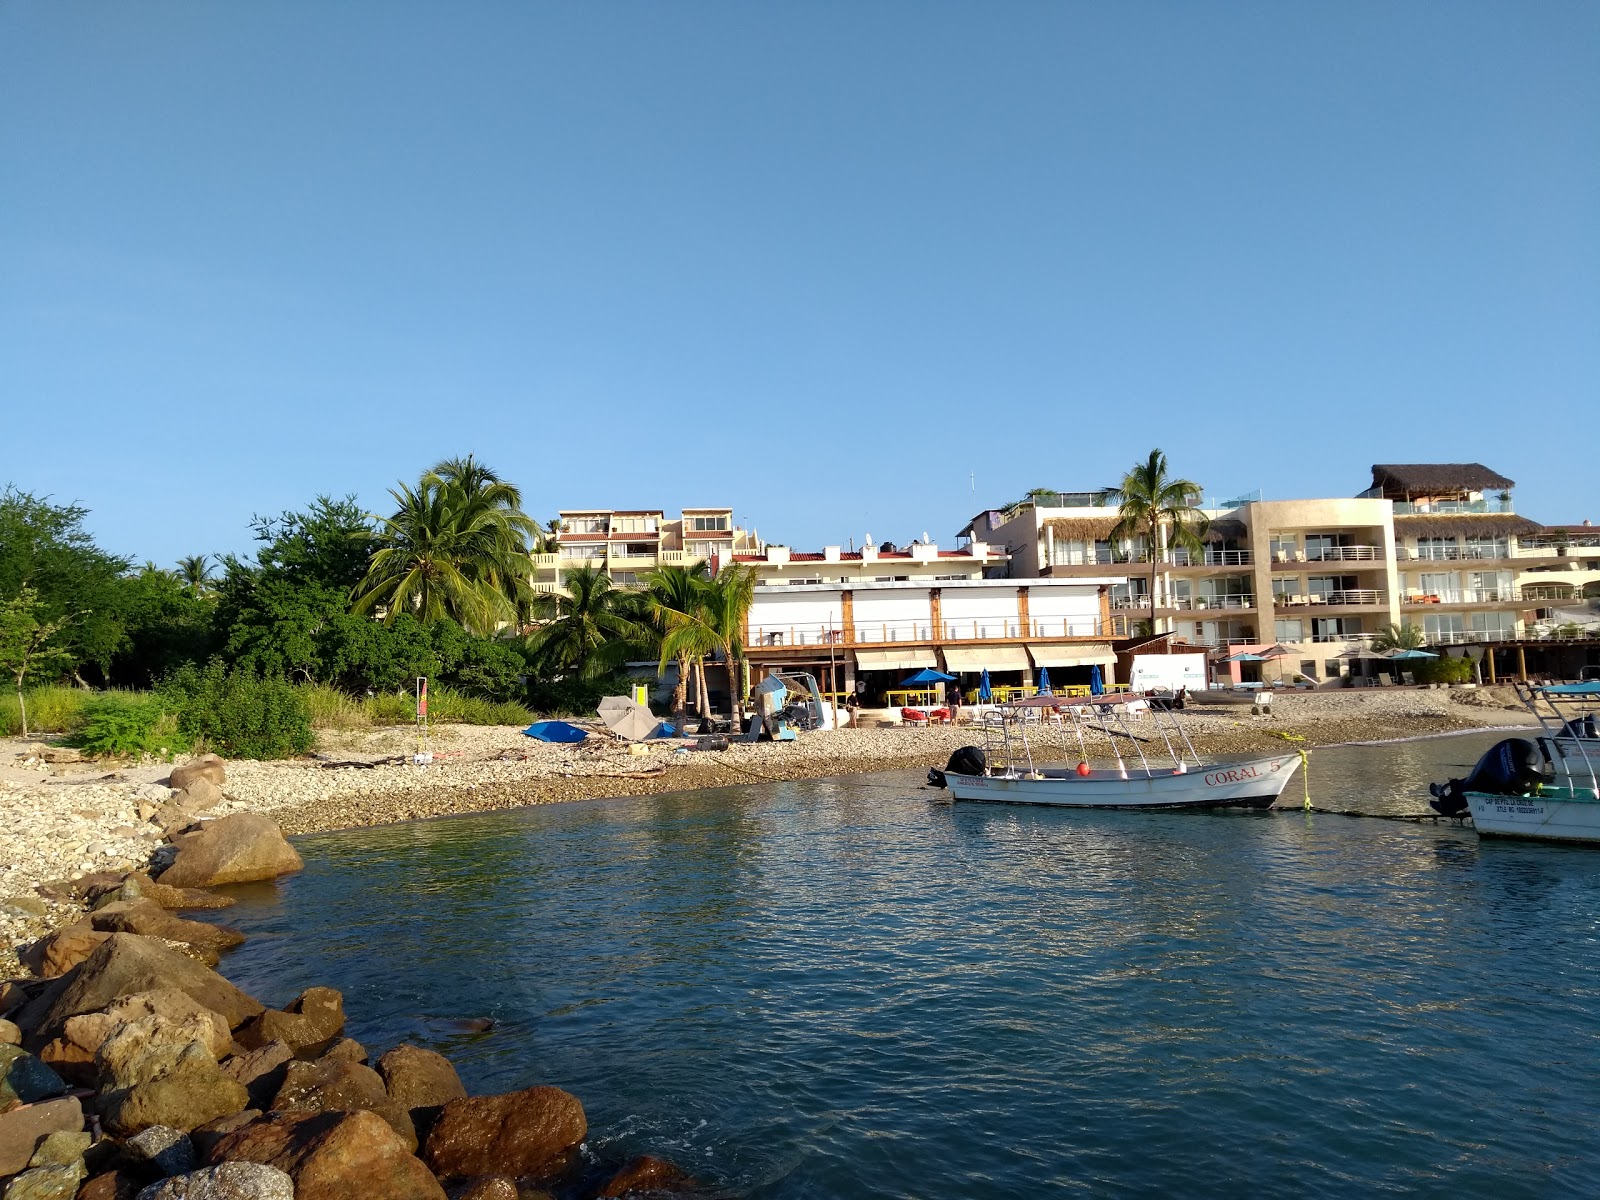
[978,669,992,702]
[1385,648,1439,659]
[1037,667,1053,695]
[900,668,957,686]
[523,720,588,743]
[1089,664,1104,696]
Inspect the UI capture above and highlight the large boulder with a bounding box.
[207,1109,446,1200]
[2,1162,84,1198]
[233,988,342,1054]
[167,757,226,792]
[218,1042,292,1111]
[0,1096,83,1176]
[133,1162,294,1200]
[89,901,246,954]
[78,1171,148,1200]
[99,1041,251,1137]
[69,991,234,1063]
[0,1044,67,1107]
[458,1180,518,1200]
[125,877,235,912]
[597,1154,699,1196]
[269,1059,416,1150]
[157,816,301,890]
[123,1125,196,1176]
[423,1086,586,1181]
[374,1045,465,1131]
[26,925,112,979]
[170,778,224,813]
[25,935,263,1048]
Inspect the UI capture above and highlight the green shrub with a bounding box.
[364,692,417,725]
[299,683,372,732]
[1413,656,1475,685]
[355,685,532,727]
[162,661,313,760]
[75,695,176,757]
[524,673,634,718]
[0,686,94,736]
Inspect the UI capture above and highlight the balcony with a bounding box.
[1046,549,1122,567]
[1404,590,1518,606]
[1522,584,1577,602]
[1278,590,1387,608]
[1166,549,1253,566]
[1304,545,1382,562]
[1394,499,1514,515]
[1310,631,1377,644]
[1424,628,1519,645]
[747,618,1109,647]
[1169,595,1256,611]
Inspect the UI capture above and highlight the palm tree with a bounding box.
[1109,450,1207,635]
[175,554,215,597]
[353,468,537,634]
[525,564,654,679]
[646,562,716,719]
[533,517,563,555]
[1371,622,1427,652]
[699,563,757,728]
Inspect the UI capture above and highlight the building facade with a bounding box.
[530,507,756,592]
[960,464,1600,683]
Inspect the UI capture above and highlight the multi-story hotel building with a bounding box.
[960,464,1600,683]
[530,507,757,593]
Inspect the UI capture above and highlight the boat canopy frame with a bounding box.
[1516,681,1600,795]
[980,694,1202,782]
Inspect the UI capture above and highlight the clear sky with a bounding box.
[3,1,1596,564]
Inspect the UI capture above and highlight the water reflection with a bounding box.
[212,733,1600,1199]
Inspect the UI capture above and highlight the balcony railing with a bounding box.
[1304,545,1382,562]
[1169,595,1256,611]
[1424,628,1519,645]
[1310,631,1376,644]
[1398,545,1509,561]
[1522,535,1600,552]
[746,619,1109,646]
[1278,590,1387,607]
[1522,585,1577,602]
[1394,499,1513,515]
[1167,549,1253,566]
[1404,590,1517,605]
[1047,549,1121,567]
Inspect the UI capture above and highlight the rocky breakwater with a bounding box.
[0,810,703,1200]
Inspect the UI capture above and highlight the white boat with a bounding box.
[1429,682,1600,844]
[929,694,1301,810]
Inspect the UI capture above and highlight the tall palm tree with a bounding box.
[1371,622,1427,652]
[175,554,215,597]
[699,563,757,728]
[525,564,653,679]
[353,469,537,634]
[429,454,525,513]
[1109,450,1207,635]
[646,561,715,719]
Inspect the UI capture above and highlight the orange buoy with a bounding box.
[1076,761,1091,777]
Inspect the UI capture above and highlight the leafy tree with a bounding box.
[175,555,217,597]
[647,561,715,719]
[525,565,653,680]
[1371,622,1427,652]
[353,464,536,634]
[0,585,77,736]
[1109,451,1207,633]
[162,660,313,759]
[109,565,219,686]
[691,564,757,726]
[0,487,132,679]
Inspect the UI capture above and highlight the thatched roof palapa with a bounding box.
[1393,512,1544,538]
[1201,518,1246,544]
[1370,463,1515,495]
[1043,516,1121,540]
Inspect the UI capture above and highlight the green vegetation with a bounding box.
[76,694,182,758]
[525,565,652,680]
[1109,450,1208,625]
[1371,622,1428,653]
[1413,656,1476,685]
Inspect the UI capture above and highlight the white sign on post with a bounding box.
[1129,653,1210,694]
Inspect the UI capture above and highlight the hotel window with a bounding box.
[1312,617,1361,641]
[1469,612,1515,636]
[1271,577,1299,602]
[790,577,823,586]
[561,544,606,559]
[564,517,608,535]
[688,515,730,532]
[685,541,718,559]
[1466,570,1513,600]
[1415,536,1458,561]
[611,516,659,534]
[1274,619,1304,642]
[1422,613,1465,639]
[1324,659,1343,678]
[1300,659,1318,679]
[611,572,639,587]
[1463,535,1508,560]
[1418,572,1455,599]
[1269,536,1298,561]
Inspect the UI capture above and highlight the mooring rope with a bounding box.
[1270,731,1313,811]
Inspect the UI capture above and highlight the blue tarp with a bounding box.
[900,668,957,685]
[523,720,588,743]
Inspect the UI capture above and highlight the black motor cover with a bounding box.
[1429,737,1547,817]
[928,745,986,789]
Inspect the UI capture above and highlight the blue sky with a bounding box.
[3,1,1596,564]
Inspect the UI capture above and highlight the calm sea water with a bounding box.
[215,732,1600,1198]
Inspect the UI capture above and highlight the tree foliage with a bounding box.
[525,565,653,680]
[1110,450,1207,625]
[1370,622,1427,652]
[0,585,78,736]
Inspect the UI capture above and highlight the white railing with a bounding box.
[1279,591,1387,607]
[1424,628,1518,645]
[1110,596,1152,610]
[1169,595,1256,611]
[1521,536,1600,552]
[1399,546,1508,561]
[1394,499,1513,515]
[1305,545,1382,561]
[1167,549,1253,566]
[1311,631,1375,643]
[747,619,1109,646]
[1047,549,1120,566]
[1522,586,1577,602]
[1405,590,1516,605]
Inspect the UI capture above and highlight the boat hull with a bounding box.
[944,755,1300,810]
[1467,790,1600,844]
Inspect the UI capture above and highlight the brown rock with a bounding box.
[98,1041,250,1136]
[152,806,200,838]
[190,1108,262,1160]
[127,876,236,911]
[0,1096,83,1176]
[220,1041,292,1110]
[423,1087,586,1181]
[25,934,263,1048]
[459,1179,519,1200]
[318,1038,366,1065]
[375,1045,465,1112]
[65,990,233,1063]
[598,1154,699,1197]
[89,900,246,954]
[157,815,300,890]
[168,756,226,791]
[269,1059,416,1150]
[0,1018,20,1045]
[233,988,343,1054]
[3,1161,84,1197]
[172,778,224,812]
[76,1169,145,1200]
[206,1109,446,1200]
[26,925,111,979]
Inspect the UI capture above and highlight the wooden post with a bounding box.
[1486,647,1497,684]
[1517,643,1527,681]
[841,590,855,645]
[1017,586,1030,639]
[929,588,942,643]
[1098,586,1111,638]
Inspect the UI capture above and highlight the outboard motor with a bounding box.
[928,745,986,789]
[1429,738,1547,817]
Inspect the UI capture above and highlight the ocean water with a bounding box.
[214,732,1600,1198]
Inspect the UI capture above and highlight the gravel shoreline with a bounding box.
[2,687,1536,971]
